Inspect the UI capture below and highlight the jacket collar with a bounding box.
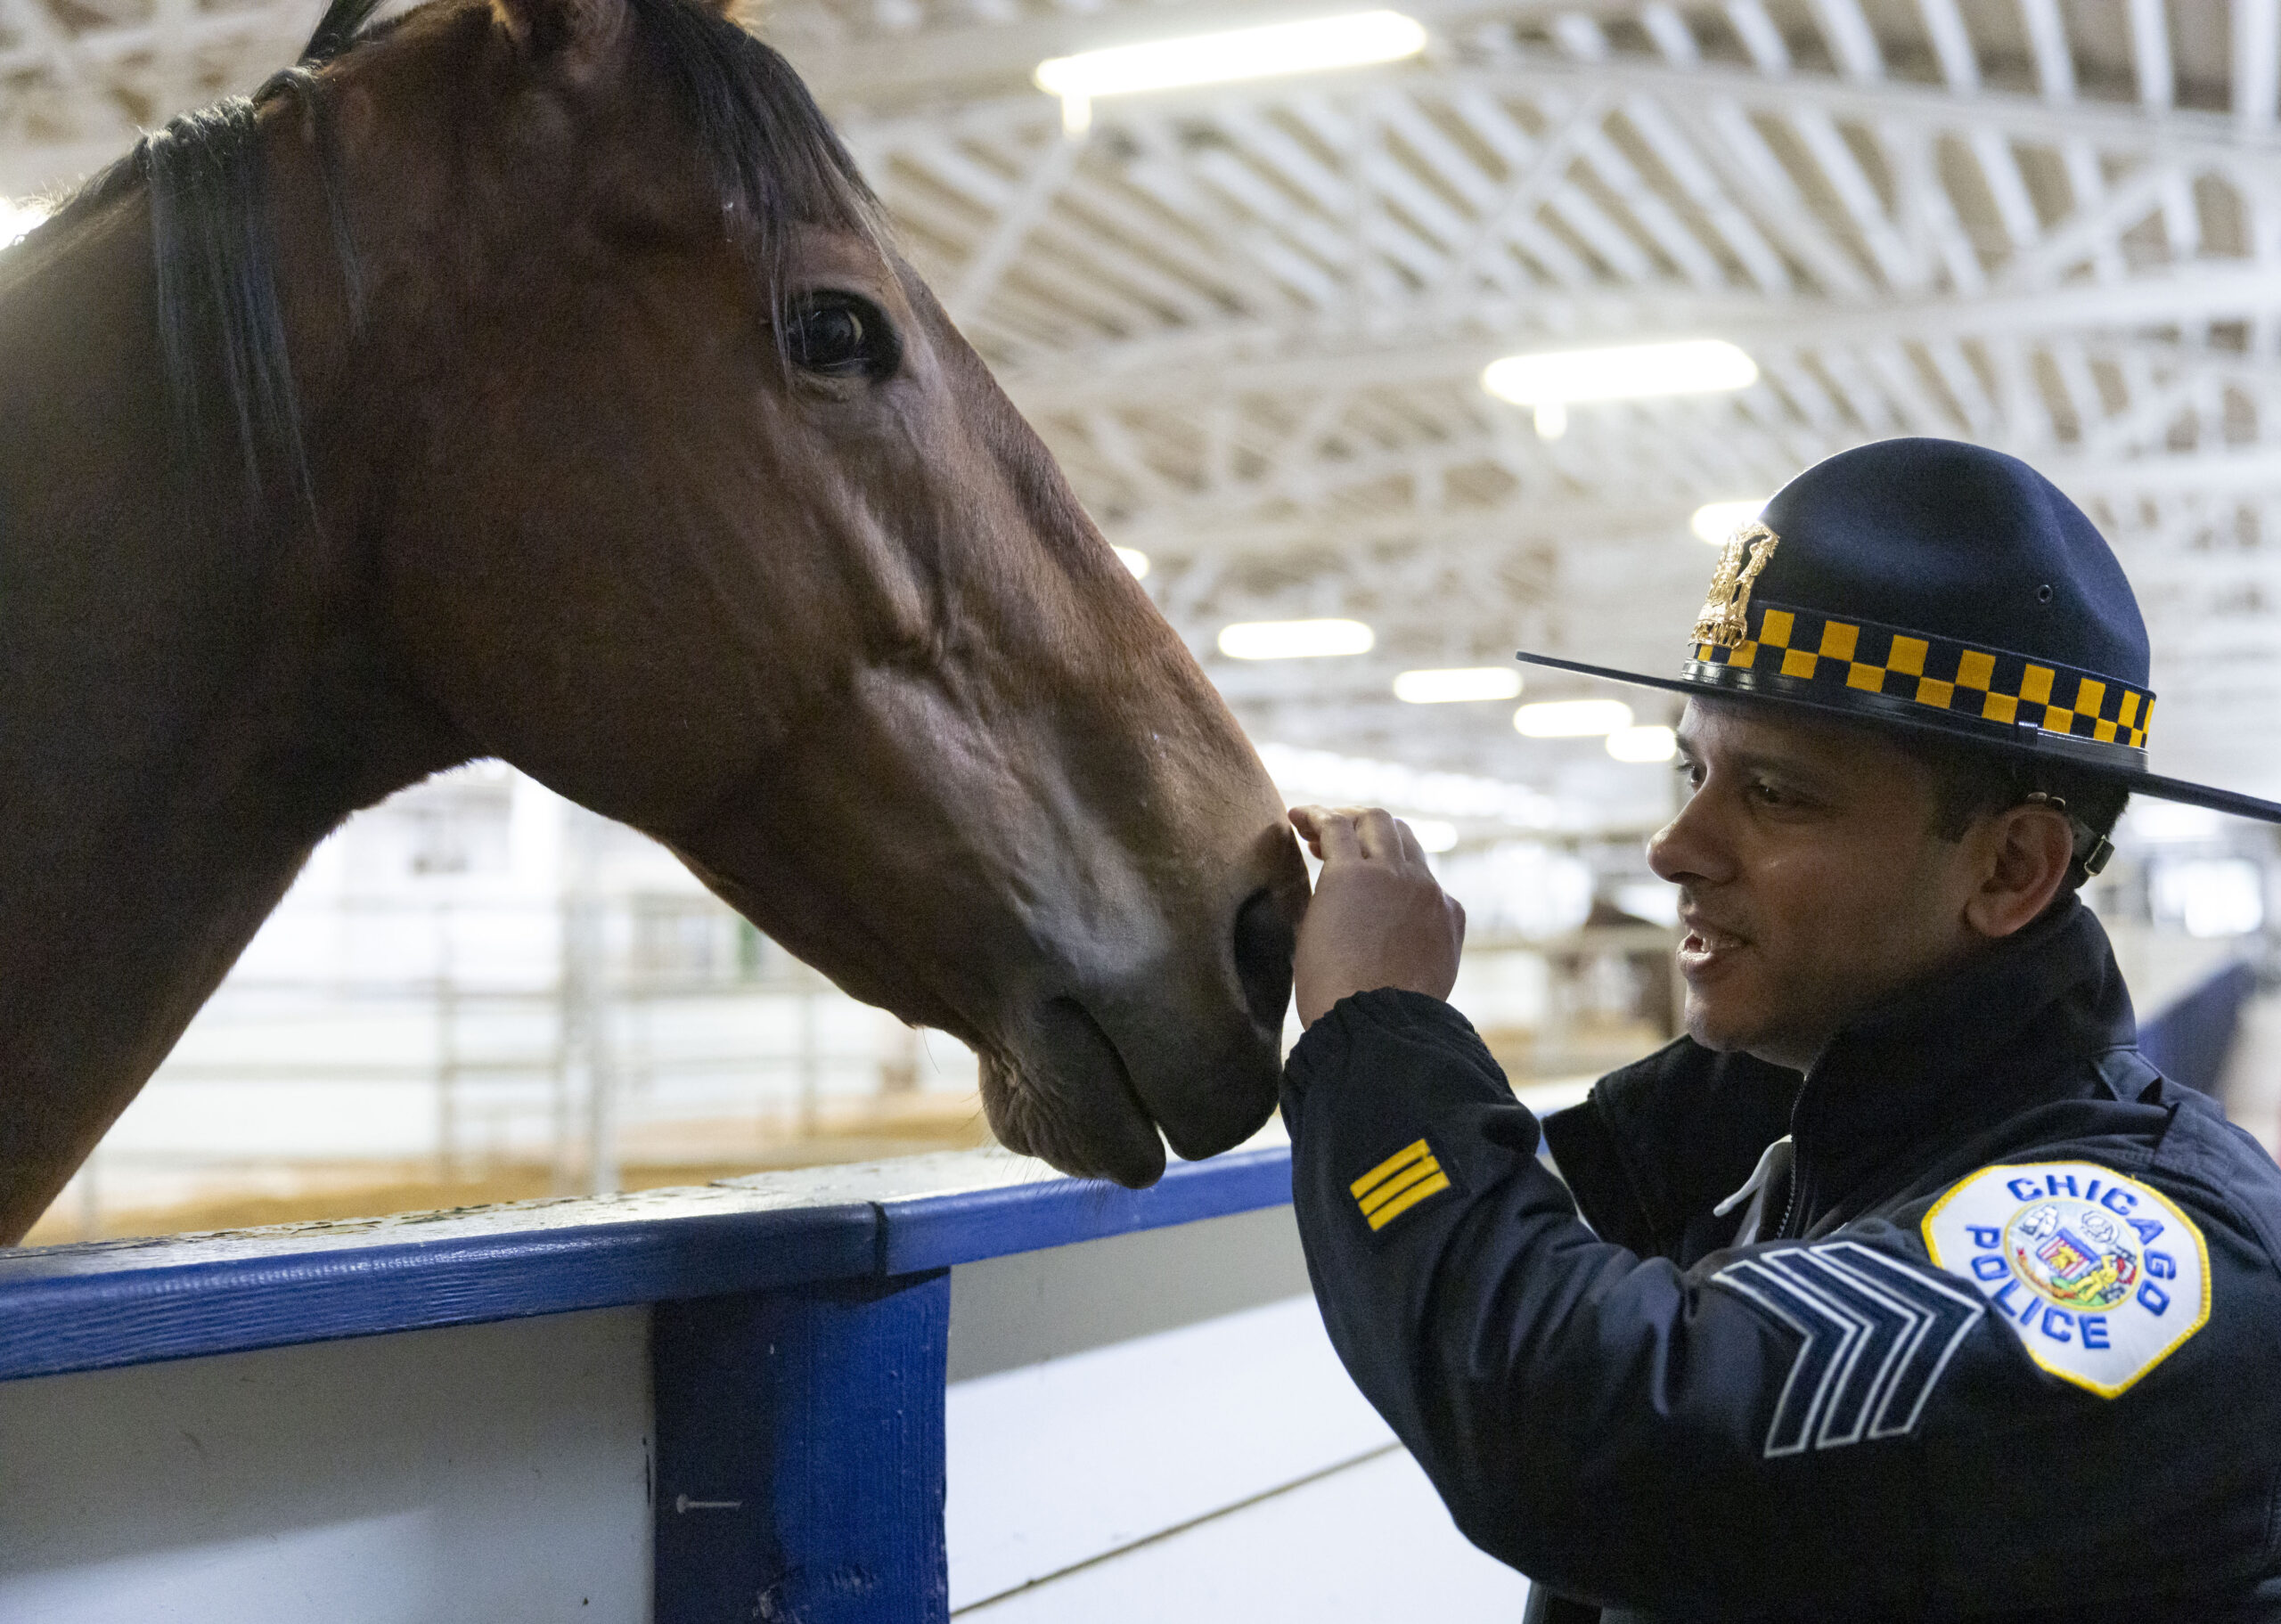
[1545,897,2140,1257]
[1786,896,2137,1229]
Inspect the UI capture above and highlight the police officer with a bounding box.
[1280,439,2281,1621]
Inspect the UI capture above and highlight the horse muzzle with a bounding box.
[983,877,1299,1187]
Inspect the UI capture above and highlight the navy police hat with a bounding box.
[1519,437,2281,826]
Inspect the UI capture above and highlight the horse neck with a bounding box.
[0,192,460,1241]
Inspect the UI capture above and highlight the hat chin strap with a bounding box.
[2024,792,2115,879]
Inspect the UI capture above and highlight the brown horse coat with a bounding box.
[0,0,1304,1241]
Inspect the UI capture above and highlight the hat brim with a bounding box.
[1517,649,2281,828]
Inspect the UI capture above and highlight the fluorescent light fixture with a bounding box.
[2154,857,2265,938]
[1607,724,1678,763]
[1394,666,1524,704]
[1410,819,1459,853]
[1482,339,1758,408]
[1037,12,1426,132]
[1112,545,1150,578]
[1217,617,1375,660]
[2122,801,2228,844]
[0,199,49,248]
[1533,402,1567,440]
[1690,499,1766,545]
[1515,698,1633,738]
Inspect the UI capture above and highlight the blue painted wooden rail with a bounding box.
[0,1145,1296,1623]
[0,958,2258,1622]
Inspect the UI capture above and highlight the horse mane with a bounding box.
[45,0,879,516]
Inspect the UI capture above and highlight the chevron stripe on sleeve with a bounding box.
[1710,1243,1986,1458]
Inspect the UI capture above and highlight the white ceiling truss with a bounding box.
[7,0,2281,796]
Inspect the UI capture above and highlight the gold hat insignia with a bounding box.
[1692,522,1779,649]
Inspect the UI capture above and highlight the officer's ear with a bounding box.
[1960,800,2073,939]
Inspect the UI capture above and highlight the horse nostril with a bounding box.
[1231,887,1297,1034]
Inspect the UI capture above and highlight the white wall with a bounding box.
[0,1310,653,1624]
[944,1208,1532,1620]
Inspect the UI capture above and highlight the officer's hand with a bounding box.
[1288,805,1467,1028]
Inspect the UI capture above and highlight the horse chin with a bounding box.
[981,999,1167,1188]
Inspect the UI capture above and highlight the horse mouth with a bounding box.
[980,997,1166,1187]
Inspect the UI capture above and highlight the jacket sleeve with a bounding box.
[1281,990,2281,1618]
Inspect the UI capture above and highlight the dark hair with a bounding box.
[1894,731,2130,889]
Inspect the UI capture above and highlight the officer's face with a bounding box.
[1647,698,1984,1072]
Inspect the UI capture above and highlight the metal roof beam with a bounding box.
[1102,432,2281,561]
[789,0,1641,108]
[1002,266,2281,411]
[838,54,2281,177]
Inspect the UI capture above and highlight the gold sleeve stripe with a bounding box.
[1351,1138,1432,1199]
[1366,1171,1451,1230]
[1350,1138,1456,1232]
[1358,1155,1444,1216]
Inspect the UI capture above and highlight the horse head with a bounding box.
[277,0,1304,1185]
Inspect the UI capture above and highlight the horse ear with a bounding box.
[491,0,629,63]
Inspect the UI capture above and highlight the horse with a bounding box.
[0,0,1308,1244]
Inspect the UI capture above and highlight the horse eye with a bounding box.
[786,294,897,379]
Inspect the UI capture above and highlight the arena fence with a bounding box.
[0,961,2258,1623]
[2139,959,2260,1096]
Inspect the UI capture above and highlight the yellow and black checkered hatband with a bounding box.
[1686,601,2154,759]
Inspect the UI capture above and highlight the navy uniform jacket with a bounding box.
[1281,901,2281,1621]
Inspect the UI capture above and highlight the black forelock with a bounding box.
[624,0,883,318]
[301,0,391,64]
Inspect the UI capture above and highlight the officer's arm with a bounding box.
[1283,992,2275,1616]
[1285,989,1892,1612]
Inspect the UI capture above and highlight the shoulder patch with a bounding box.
[1350,1138,1451,1232]
[1922,1161,2210,1397]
